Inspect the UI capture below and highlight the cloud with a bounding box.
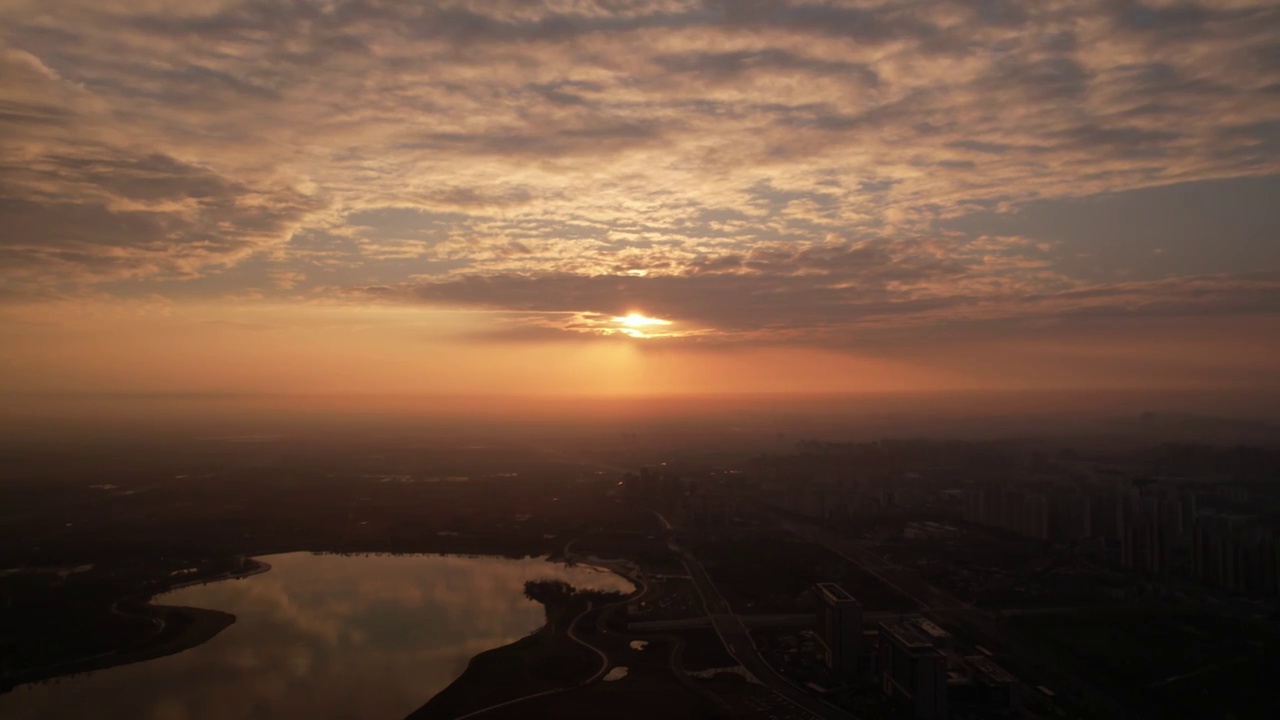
[0,150,323,287]
[652,48,881,87]
[0,0,1276,349]
[268,270,307,289]
[340,230,1280,346]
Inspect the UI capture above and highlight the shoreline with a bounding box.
[2,551,633,707]
[162,558,272,593]
[1,605,236,693]
[407,558,645,719]
[1,559,272,693]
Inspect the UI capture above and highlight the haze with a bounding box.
[2,0,1279,409]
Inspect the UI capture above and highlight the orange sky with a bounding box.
[3,301,1277,400]
[2,1,1278,403]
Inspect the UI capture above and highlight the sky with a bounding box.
[2,0,1279,402]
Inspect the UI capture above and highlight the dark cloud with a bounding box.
[653,49,880,87]
[1115,62,1229,98]
[1108,0,1271,38]
[347,268,1280,348]
[43,154,241,202]
[709,0,948,47]
[0,152,320,285]
[947,140,1014,154]
[1219,120,1280,159]
[396,119,669,158]
[1054,124,1183,158]
[988,56,1091,101]
[357,271,952,333]
[527,80,604,107]
[953,0,1032,28]
[340,236,1010,335]
[0,99,72,127]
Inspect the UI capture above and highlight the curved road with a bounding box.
[452,566,650,719]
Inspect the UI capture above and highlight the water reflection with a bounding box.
[2,553,633,720]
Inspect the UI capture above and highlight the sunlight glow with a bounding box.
[613,313,671,328]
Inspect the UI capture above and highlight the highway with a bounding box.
[681,554,856,720]
[652,506,1133,719]
[631,612,884,631]
[780,516,1130,720]
[648,506,855,720]
[648,509,840,718]
[778,519,956,612]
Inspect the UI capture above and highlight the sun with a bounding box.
[613,313,672,328]
[606,313,674,338]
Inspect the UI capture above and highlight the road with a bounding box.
[781,516,1130,720]
[649,508,853,720]
[652,509,843,717]
[779,519,956,612]
[681,555,856,720]
[453,561,649,719]
[630,613,843,631]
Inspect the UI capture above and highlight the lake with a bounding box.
[0,552,634,720]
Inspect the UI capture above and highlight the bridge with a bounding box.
[628,610,912,632]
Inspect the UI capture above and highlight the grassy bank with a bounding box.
[407,584,603,719]
[1,604,234,692]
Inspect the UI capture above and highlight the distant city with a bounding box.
[2,413,1279,719]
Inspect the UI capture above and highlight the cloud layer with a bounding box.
[2,0,1278,346]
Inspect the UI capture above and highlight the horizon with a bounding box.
[4,386,1279,442]
[2,1,1279,402]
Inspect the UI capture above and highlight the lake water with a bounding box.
[1,552,634,720]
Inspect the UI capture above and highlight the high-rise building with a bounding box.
[1271,534,1280,596]
[878,621,948,720]
[814,583,862,679]
[1118,484,1140,542]
[1049,490,1092,542]
[1193,513,1220,588]
[966,482,1099,543]
[999,487,1022,533]
[1022,492,1049,540]
[911,618,951,651]
[1192,513,1211,582]
[1237,525,1279,596]
[1121,497,1166,575]
[956,655,1017,712]
[1179,491,1198,537]
[1088,487,1121,542]
[1158,495,1184,541]
[1194,517,1280,597]
[1211,514,1241,592]
[962,485,986,525]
